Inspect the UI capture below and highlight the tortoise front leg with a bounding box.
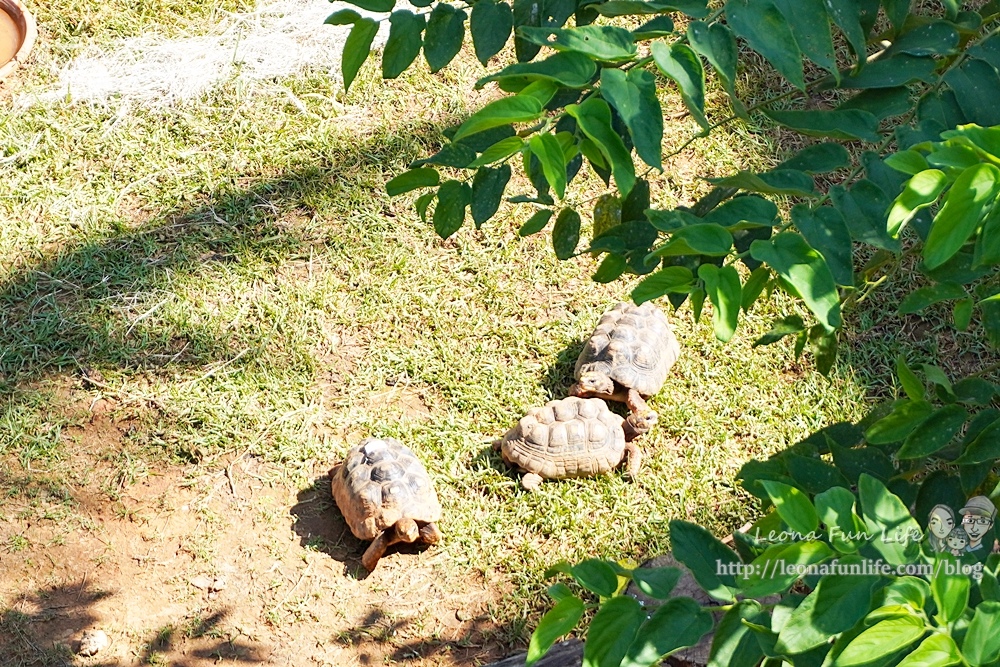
[361,518,420,571]
[419,522,442,545]
[626,388,653,416]
[622,442,642,480]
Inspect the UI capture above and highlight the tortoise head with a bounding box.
[574,370,615,396]
[624,410,658,441]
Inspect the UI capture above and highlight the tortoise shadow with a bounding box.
[540,339,585,400]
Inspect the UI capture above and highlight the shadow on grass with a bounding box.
[0,583,264,667]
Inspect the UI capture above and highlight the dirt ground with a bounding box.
[0,385,512,667]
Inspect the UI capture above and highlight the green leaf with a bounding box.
[763,109,880,142]
[567,98,636,196]
[740,541,834,597]
[831,180,900,252]
[600,68,664,169]
[469,136,525,169]
[865,400,933,444]
[529,134,567,200]
[630,567,682,599]
[777,143,851,174]
[790,205,854,287]
[965,601,1000,666]
[570,558,620,597]
[471,165,511,228]
[518,25,638,62]
[927,145,980,171]
[708,601,763,667]
[885,21,959,57]
[724,0,804,90]
[669,519,739,601]
[386,167,440,196]
[424,4,466,73]
[956,416,1000,464]
[527,596,585,666]
[583,596,645,667]
[945,58,1000,127]
[809,324,838,376]
[824,0,866,63]
[893,633,960,667]
[932,572,969,625]
[708,169,816,196]
[776,572,878,654]
[882,0,911,33]
[325,9,362,25]
[831,442,895,484]
[453,97,543,143]
[772,0,838,79]
[552,208,581,260]
[896,404,968,458]
[896,355,925,401]
[650,224,734,257]
[593,253,628,283]
[983,293,1000,348]
[415,191,434,222]
[411,143,477,169]
[749,232,842,331]
[340,0,393,11]
[433,180,471,239]
[382,11,424,79]
[687,21,745,117]
[699,264,742,342]
[887,169,948,238]
[837,616,926,667]
[882,576,930,609]
[547,582,575,601]
[470,0,513,65]
[942,124,1000,161]
[597,0,709,16]
[762,480,819,535]
[621,598,714,667]
[741,266,770,312]
[838,55,938,88]
[925,164,1000,270]
[858,473,922,565]
[631,267,695,304]
[899,282,967,314]
[519,209,553,236]
[705,196,778,229]
[815,486,866,552]
[838,87,913,120]
[753,314,805,347]
[974,204,1000,267]
[632,15,676,39]
[652,42,709,130]
[476,52,598,90]
[342,18,379,92]
[953,298,974,330]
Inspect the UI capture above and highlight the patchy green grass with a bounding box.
[2,2,995,661]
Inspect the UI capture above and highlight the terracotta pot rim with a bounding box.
[0,0,38,82]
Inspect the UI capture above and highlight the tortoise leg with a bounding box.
[521,473,544,491]
[361,518,419,571]
[625,388,652,415]
[622,442,642,480]
[419,522,442,545]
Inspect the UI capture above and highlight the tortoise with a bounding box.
[494,396,653,491]
[329,437,442,571]
[570,301,680,424]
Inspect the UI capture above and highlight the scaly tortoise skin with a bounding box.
[494,396,650,491]
[571,301,680,424]
[329,437,441,570]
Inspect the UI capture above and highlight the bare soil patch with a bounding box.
[0,387,510,667]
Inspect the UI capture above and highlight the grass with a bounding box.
[3,0,999,662]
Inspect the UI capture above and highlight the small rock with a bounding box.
[190,575,213,590]
[455,610,471,622]
[77,629,109,657]
[209,577,226,592]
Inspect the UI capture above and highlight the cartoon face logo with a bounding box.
[946,527,969,552]
[928,505,955,540]
[960,496,997,550]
